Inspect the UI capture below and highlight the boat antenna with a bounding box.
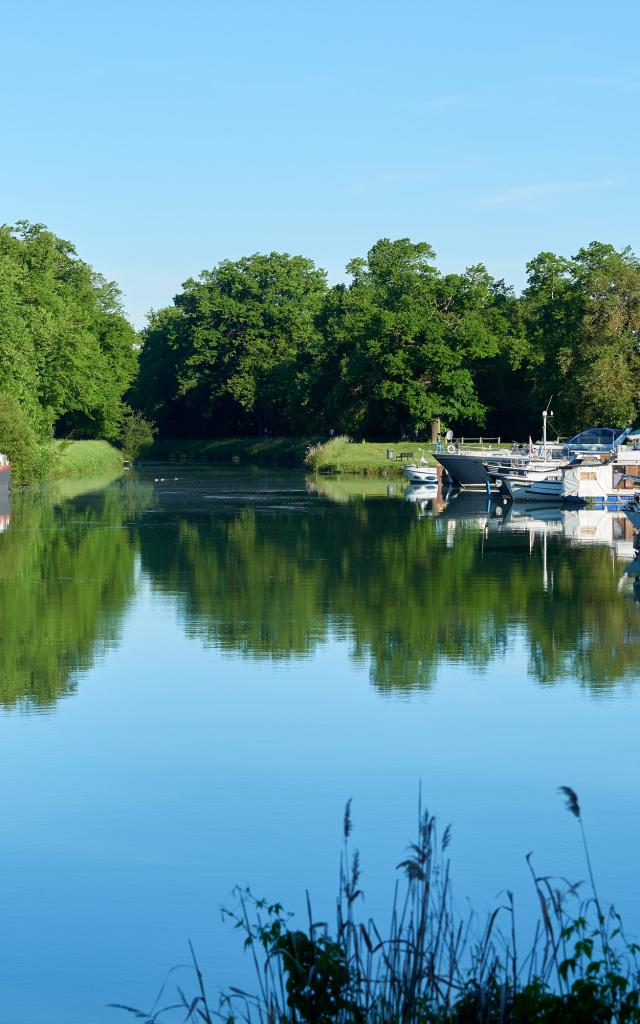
[542,397,554,458]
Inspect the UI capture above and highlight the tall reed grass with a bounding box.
[114,788,640,1022]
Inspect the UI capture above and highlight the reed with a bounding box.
[114,789,640,1022]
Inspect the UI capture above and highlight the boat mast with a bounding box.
[542,397,553,460]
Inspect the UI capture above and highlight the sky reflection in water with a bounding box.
[0,469,638,1023]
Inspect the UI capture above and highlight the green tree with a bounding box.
[319,239,523,438]
[0,393,53,483]
[0,221,138,440]
[137,252,327,436]
[118,410,157,461]
[523,242,640,433]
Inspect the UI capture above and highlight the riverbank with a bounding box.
[47,440,123,480]
[146,436,437,475]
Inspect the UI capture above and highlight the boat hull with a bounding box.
[403,465,438,485]
[503,477,563,502]
[434,453,502,487]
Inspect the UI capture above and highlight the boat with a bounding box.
[435,421,633,488]
[485,459,570,497]
[403,449,438,485]
[403,463,438,485]
[493,453,640,506]
[497,469,564,503]
[0,453,10,492]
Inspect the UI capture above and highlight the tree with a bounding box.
[0,222,138,440]
[137,252,328,436]
[320,238,523,437]
[0,393,53,483]
[118,410,157,462]
[523,243,640,433]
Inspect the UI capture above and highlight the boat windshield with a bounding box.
[566,427,624,449]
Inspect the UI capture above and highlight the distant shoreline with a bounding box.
[144,436,440,476]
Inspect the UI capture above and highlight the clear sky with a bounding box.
[2,0,639,326]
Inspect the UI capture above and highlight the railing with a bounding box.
[452,436,501,445]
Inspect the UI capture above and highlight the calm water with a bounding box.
[1,468,639,1022]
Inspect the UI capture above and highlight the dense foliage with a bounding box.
[134,237,640,441]
[4,221,640,462]
[0,221,138,444]
[0,393,54,483]
[118,410,157,462]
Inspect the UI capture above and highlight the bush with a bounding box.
[118,411,157,462]
[0,393,54,483]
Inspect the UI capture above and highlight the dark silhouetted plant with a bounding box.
[114,789,640,1022]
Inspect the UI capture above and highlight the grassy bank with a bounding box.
[47,440,123,480]
[305,435,438,475]
[146,436,438,475]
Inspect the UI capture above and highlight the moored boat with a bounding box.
[436,422,634,488]
[403,463,438,485]
[0,453,10,492]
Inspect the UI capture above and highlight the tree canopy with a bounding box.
[0,221,138,440]
[136,238,531,439]
[5,222,640,451]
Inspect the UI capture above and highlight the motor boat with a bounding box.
[435,419,635,488]
[403,449,438,485]
[403,463,438,485]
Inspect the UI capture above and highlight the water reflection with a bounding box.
[137,474,640,693]
[3,470,640,709]
[0,475,150,709]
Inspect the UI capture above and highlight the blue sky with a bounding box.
[2,0,639,326]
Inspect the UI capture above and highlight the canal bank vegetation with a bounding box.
[117,790,640,1023]
[4,221,640,479]
[304,436,437,475]
[134,238,640,446]
[47,440,124,480]
[148,435,315,467]
[144,436,435,475]
[0,221,139,481]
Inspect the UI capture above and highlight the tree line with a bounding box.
[134,236,640,441]
[2,221,640,456]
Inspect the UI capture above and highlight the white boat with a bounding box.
[403,464,438,485]
[403,450,438,485]
[0,453,10,493]
[502,471,564,502]
[437,419,635,488]
[499,455,640,505]
[485,458,570,497]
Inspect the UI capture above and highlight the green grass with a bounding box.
[305,436,438,475]
[47,440,124,480]
[146,436,440,475]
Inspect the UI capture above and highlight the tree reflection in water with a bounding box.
[1,470,638,710]
[137,474,640,693]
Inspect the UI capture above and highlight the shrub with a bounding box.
[118,410,157,462]
[0,393,54,483]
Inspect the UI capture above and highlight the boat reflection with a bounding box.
[0,490,11,533]
[422,486,640,601]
